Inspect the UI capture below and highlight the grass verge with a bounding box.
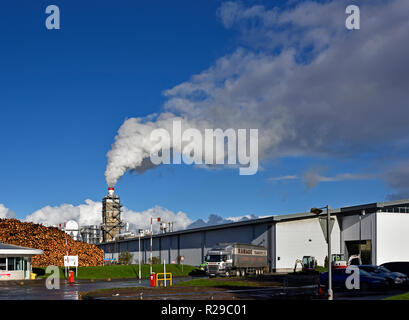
[33,264,201,280]
[384,291,409,300]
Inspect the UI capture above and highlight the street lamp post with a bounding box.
[138,230,142,282]
[150,217,161,275]
[359,210,365,259]
[311,205,333,300]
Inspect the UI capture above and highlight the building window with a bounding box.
[7,257,15,271]
[0,258,6,270]
[16,257,24,271]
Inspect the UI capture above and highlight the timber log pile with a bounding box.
[0,218,104,267]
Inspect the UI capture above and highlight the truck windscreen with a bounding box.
[206,255,226,262]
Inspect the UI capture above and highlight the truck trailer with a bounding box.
[205,242,268,277]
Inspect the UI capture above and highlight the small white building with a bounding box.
[0,242,43,280]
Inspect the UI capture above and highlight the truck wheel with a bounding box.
[225,271,230,277]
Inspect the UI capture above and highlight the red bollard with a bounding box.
[150,273,156,287]
[68,270,75,284]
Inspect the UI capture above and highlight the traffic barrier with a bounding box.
[156,273,172,287]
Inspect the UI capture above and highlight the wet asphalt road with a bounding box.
[87,284,319,300]
[0,276,406,300]
[0,277,192,300]
[333,288,409,300]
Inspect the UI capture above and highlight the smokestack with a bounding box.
[101,187,123,242]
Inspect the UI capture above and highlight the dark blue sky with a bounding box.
[0,0,404,222]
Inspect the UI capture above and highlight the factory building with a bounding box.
[0,242,43,280]
[98,199,409,272]
[55,221,102,244]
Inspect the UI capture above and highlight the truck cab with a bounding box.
[205,249,233,277]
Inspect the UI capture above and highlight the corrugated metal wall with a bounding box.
[98,222,275,269]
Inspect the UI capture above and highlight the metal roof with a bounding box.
[0,242,43,256]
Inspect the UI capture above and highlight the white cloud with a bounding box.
[122,205,192,233]
[4,198,259,233]
[18,200,263,233]
[0,204,16,219]
[22,199,192,233]
[24,199,102,227]
[165,0,409,158]
[225,214,258,223]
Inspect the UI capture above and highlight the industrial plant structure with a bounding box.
[55,188,137,245]
[79,225,102,245]
[101,187,124,243]
[98,199,409,272]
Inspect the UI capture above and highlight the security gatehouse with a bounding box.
[0,242,43,280]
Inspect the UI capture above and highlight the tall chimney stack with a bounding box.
[101,187,123,242]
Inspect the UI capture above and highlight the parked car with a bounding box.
[319,268,389,291]
[380,262,409,278]
[358,265,408,287]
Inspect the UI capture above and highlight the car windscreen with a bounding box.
[377,266,391,273]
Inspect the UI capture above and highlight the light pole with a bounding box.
[150,217,161,275]
[359,210,365,259]
[138,229,142,282]
[311,205,333,300]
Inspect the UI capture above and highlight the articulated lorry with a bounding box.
[205,242,268,277]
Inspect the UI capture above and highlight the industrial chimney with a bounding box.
[101,187,124,242]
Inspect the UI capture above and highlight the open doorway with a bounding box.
[345,240,372,264]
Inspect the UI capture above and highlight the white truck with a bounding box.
[205,242,268,277]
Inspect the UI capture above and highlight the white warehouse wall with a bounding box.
[376,212,409,265]
[275,217,341,271]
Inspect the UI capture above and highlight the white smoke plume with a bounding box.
[105,0,409,187]
[104,114,210,187]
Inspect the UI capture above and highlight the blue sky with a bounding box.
[0,0,408,227]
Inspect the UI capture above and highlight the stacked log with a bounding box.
[0,218,104,267]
